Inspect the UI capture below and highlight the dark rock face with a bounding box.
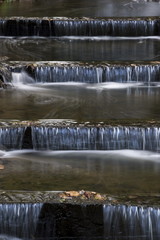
[35,203,103,239]
[0,78,5,88]
[0,67,12,85]
[22,127,33,149]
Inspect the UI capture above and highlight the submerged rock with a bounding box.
[0,79,11,89]
[0,65,12,86]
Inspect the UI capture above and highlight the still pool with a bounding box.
[0,149,159,193]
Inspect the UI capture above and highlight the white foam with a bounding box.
[0,235,22,240]
[86,82,142,90]
[11,72,51,92]
[12,72,35,90]
[1,149,160,163]
[59,36,160,41]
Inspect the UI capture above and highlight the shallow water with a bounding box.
[0,149,159,193]
[0,0,159,17]
[1,37,160,61]
[1,82,160,120]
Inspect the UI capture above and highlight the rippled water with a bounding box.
[1,81,160,120]
[0,149,159,193]
[0,0,159,17]
[1,37,160,61]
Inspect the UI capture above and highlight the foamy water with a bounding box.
[0,149,160,163]
[11,72,156,91]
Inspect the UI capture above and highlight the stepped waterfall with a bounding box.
[0,0,160,239]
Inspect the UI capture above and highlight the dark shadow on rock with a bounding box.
[35,203,103,240]
[22,127,33,149]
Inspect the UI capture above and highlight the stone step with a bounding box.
[0,17,160,37]
[6,61,160,83]
[0,198,159,239]
[1,122,160,151]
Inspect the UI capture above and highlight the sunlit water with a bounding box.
[0,0,159,17]
[1,37,160,61]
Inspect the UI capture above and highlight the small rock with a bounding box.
[94,194,104,200]
[80,195,86,200]
[128,195,137,199]
[0,56,9,61]
[79,190,85,195]
[84,191,92,199]
[59,193,68,199]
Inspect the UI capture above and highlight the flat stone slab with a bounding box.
[0,190,159,207]
[0,119,160,128]
[0,16,160,22]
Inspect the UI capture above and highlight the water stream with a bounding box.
[31,126,160,151]
[0,127,25,150]
[103,205,160,239]
[0,203,42,240]
[0,71,160,120]
[0,0,159,17]
[1,37,160,61]
[0,149,160,193]
[33,63,160,83]
[0,17,160,37]
[0,0,160,238]
[0,202,159,239]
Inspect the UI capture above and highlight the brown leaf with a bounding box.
[66,191,80,197]
[0,164,4,170]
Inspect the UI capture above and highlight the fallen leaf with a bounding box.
[66,191,80,197]
[0,165,4,170]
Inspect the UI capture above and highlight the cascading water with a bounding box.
[34,64,160,83]
[3,63,160,84]
[0,18,159,37]
[0,2,160,239]
[12,71,34,88]
[103,205,160,239]
[0,127,26,150]
[0,203,42,240]
[31,126,160,151]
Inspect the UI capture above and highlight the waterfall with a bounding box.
[0,202,159,239]
[34,65,102,83]
[0,127,26,150]
[103,205,160,239]
[12,71,34,88]
[0,203,42,240]
[0,18,159,37]
[31,126,160,151]
[34,64,160,83]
